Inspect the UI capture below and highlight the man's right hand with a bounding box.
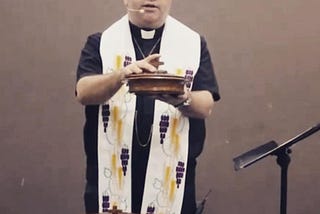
[121,54,162,78]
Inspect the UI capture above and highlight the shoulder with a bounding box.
[200,36,207,49]
[80,32,102,54]
[86,32,102,46]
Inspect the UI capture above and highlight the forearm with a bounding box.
[178,90,214,119]
[76,70,125,105]
[76,54,161,105]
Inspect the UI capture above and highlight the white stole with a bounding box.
[98,15,200,214]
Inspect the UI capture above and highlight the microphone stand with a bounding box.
[274,143,291,214]
[233,123,320,214]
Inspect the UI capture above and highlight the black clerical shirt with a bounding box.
[76,22,220,214]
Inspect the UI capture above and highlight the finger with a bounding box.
[146,54,163,70]
[130,64,143,74]
[137,61,157,72]
[144,54,161,62]
[154,95,165,102]
[159,94,170,99]
[123,63,143,76]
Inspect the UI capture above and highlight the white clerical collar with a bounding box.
[141,29,155,39]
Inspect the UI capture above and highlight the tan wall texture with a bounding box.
[1,0,319,213]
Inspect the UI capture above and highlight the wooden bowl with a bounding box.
[126,71,185,95]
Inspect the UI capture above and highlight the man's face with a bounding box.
[123,0,172,28]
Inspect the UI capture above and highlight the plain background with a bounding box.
[1,0,319,213]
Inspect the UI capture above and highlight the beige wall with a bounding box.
[1,0,319,213]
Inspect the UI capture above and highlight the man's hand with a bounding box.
[154,86,191,108]
[121,54,161,77]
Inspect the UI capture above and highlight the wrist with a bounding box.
[174,93,192,108]
[116,69,127,84]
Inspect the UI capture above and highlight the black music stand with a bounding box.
[233,123,320,214]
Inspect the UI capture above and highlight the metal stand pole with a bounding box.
[274,148,291,214]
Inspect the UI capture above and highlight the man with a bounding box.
[76,0,220,213]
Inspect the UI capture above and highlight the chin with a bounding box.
[142,18,164,28]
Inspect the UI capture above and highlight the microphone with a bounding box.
[127,8,145,13]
